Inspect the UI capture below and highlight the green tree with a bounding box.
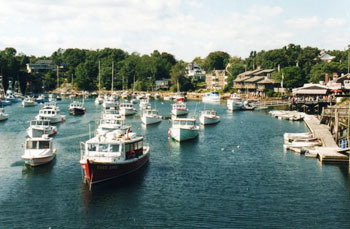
[204,51,230,71]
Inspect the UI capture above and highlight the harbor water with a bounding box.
[1,99,350,228]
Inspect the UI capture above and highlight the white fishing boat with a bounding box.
[36,103,65,123]
[22,135,56,166]
[0,108,8,121]
[139,98,151,110]
[227,94,244,111]
[69,101,86,115]
[168,118,199,142]
[171,102,188,116]
[95,118,128,136]
[141,109,162,125]
[80,128,150,187]
[120,102,137,116]
[202,92,221,103]
[27,120,57,138]
[103,96,118,109]
[199,110,220,125]
[22,97,37,107]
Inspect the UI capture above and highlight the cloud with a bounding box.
[324,18,346,27]
[285,16,321,29]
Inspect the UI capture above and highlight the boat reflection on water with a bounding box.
[21,158,56,176]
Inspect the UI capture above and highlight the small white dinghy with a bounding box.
[141,109,162,125]
[0,108,8,121]
[22,135,56,166]
[199,110,220,125]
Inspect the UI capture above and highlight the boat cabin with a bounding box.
[120,103,134,109]
[200,110,217,116]
[30,120,51,127]
[39,109,59,116]
[172,118,196,127]
[26,138,52,150]
[172,103,187,110]
[143,109,159,116]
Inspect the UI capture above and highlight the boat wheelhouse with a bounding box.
[22,136,56,166]
[102,108,121,120]
[119,102,137,116]
[95,118,128,136]
[27,120,57,138]
[199,110,220,125]
[80,129,150,186]
[36,104,65,123]
[168,118,199,142]
[141,109,162,125]
[171,102,189,116]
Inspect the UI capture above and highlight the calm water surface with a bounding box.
[1,99,350,228]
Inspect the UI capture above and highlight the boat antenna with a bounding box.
[89,122,91,139]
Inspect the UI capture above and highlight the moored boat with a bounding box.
[141,109,162,125]
[168,118,199,142]
[0,108,8,121]
[36,103,65,123]
[22,135,56,166]
[22,97,37,107]
[202,92,221,103]
[69,101,86,115]
[199,110,220,125]
[119,102,137,116]
[171,102,189,116]
[227,94,243,111]
[80,128,150,186]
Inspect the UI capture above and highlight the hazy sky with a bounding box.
[1,0,350,61]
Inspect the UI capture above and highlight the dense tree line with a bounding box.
[0,44,349,93]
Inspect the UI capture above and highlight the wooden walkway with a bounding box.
[304,115,349,162]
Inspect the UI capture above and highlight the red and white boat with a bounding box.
[80,128,150,187]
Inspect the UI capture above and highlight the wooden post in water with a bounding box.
[335,109,339,143]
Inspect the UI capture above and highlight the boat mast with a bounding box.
[98,60,101,93]
[133,75,135,92]
[111,61,114,93]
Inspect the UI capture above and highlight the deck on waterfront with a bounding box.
[304,115,348,162]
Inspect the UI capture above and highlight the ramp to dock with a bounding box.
[304,115,348,162]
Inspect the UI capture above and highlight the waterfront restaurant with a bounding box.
[292,83,330,101]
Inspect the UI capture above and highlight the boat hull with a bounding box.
[22,102,36,107]
[81,149,150,185]
[227,101,243,111]
[22,152,56,167]
[169,127,198,142]
[200,116,220,125]
[171,109,188,116]
[141,115,161,125]
[69,108,86,115]
[202,97,220,103]
[36,115,65,123]
[120,109,137,116]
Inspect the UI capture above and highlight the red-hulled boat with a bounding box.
[80,128,150,187]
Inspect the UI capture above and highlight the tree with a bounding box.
[204,51,230,71]
[276,66,305,88]
[170,61,193,91]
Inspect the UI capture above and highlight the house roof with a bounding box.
[237,69,261,77]
[253,69,275,75]
[257,78,277,84]
[244,76,264,83]
[35,59,53,65]
[294,89,328,95]
[234,76,250,82]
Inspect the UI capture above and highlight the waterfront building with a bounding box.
[26,59,57,73]
[205,70,228,90]
[233,68,276,94]
[155,79,171,90]
[186,63,206,82]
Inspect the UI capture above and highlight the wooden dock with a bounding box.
[304,115,349,162]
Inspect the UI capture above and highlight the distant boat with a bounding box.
[95,118,128,136]
[0,108,8,121]
[69,101,86,115]
[168,118,199,142]
[80,128,150,186]
[227,94,244,111]
[141,109,162,125]
[26,120,57,138]
[22,135,56,166]
[199,110,220,125]
[36,102,65,123]
[139,98,151,110]
[171,102,188,116]
[22,97,37,107]
[202,92,220,103]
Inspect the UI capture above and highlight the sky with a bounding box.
[1,0,350,61]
